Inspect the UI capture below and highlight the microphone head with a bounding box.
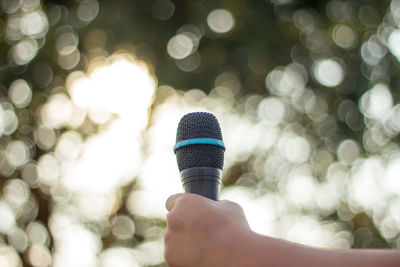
[175,112,224,172]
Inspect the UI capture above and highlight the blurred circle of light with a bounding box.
[21,162,39,188]
[8,79,32,108]
[5,140,30,168]
[167,34,194,59]
[40,93,73,128]
[293,9,317,33]
[3,179,30,208]
[265,63,307,97]
[332,24,356,49]
[55,131,83,160]
[359,6,379,27]
[88,109,111,124]
[384,156,400,195]
[207,9,235,34]
[37,154,60,186]
[50,218,101,267]
[349,158,386,213]
[391,1,400,21]
[12,38,38,65]
[2,109,18,135]
[0,201,15,233]
[177,24,202,49]
[6,15,23,42]
[66,104,87,128]
[34,126,57,150]
[151,0,175,20]
[258,97,285,125]
[337,139,360,166]
[26,221,49,245]
[99,248,139,267]
[315,182,340,214]
[28,244,52,267]
[73,193,118,220]
[21,0,40,12]
[313,58,344,87]
[215,72,241,93]
[20,11,48,38]
[278,133,311,163]
[285,170,316,208]
[56,30,79,55]
[7,227,28,252]
[0,245,21,267]
[305,95,328,122]
[77,0,99,22]
[135,240,164,266]
[1,0,21,13]
[388,29,400,61]
[58,48,81,70]
[380,216,399,240]
[361,37,387,66]
[47,5,62,26]
[111,215,135,240]
[176,51,201,72]
[127,190,166,217]
[359,83,393,121]
[362,127,387,153]
[21,199,39,223]
[388,104,400,132]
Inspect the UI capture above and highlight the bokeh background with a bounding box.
[1,0,400,266]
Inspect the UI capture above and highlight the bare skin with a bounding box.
[164,193,400,267]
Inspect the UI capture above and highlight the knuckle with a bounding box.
[180,194,195,206]
[166,212,184,230]
[164,247,176,266]
[166,212,175,226]
[225,200,239,208]
[225,200,244,212]
[164,230,172,243]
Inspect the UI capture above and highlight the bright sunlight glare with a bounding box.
[49,52,158,267]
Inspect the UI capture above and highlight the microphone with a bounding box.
[174,112,225,201]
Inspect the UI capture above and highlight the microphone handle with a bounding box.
[180,167,221,201]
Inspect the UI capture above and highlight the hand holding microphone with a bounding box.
[173,112,225,200]
[165,112,255,267]
[164,113,400,267]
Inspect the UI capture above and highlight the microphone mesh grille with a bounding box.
[175,112,224,171]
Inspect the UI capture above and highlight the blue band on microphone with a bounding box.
[174,138,225,153]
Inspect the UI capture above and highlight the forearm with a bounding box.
[238,232,400,267]
[164,194,400,267]
[311,247,400,267]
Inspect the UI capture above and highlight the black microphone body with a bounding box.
[174,112,225,201]
[180,167,221,201]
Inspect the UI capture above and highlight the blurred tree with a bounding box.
[1,0,400,266]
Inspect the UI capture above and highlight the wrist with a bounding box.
[232,231,306,267]
[225,230,276,267]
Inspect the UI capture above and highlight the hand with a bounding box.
[164,193,400,267]
[164,193,253,267]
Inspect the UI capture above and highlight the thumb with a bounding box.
[165,193,185,211]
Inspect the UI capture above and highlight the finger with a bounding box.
[166,193,185,211]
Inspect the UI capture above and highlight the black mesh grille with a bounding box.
[175,112,224,171]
